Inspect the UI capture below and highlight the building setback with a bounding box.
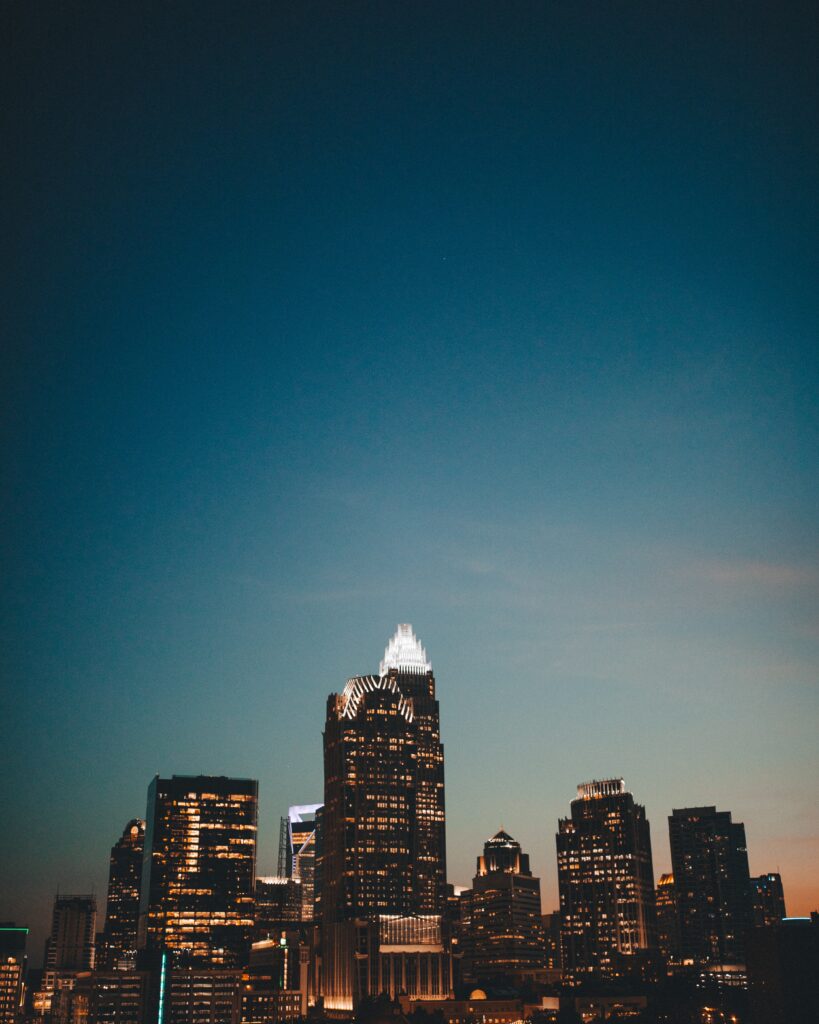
[668,806,753,969]
[138,775,258,967]
[556,779,658,985]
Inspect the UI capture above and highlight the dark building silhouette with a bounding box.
[101,819,145,970]
[0,925,28,1024]
[254,877,302,940]
[668,806,753,971]
[321,625,451,1011]
[750,872,786,927]
[45,896,97,972]
[460,830,544,981]
[556,779,658,985]
[746,914,819,1024]
[138,775,258,967]
[655,873,680,965]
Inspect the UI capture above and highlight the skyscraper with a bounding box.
[277,805,322,922]
[750,873,786,928]
[321,625,451,1011]
[460,830,544,981]
[556,779,658,985]
[668,806,753,972]
[45,896,97,972]
[138,775,258,967]
[322,625,446,924]
[101,819,145,970]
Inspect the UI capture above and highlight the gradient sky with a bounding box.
[2,2,817,963]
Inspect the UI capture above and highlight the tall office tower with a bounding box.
[379,625,447,913]
[277,805,322,922]
[0,925,28,1024]
[321,625,451,1012]
[556,779,659,986]
[45,896,97,971]
[655,874,680,965]
[668,807,754,972]
[323,625,446,923]
[101,819,145,970]
[750,873,786,927]
[461,830,544,981]
[138,775,258,967]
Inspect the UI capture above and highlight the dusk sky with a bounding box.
[2,2,817,963]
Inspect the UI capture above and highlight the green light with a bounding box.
[157,952,167,1024]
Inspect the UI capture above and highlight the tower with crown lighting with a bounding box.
[321,625,451,1012]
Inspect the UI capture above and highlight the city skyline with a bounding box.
[4,622,813,967]
[3,0,817,992]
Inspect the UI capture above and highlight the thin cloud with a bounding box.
[691,559,818,588]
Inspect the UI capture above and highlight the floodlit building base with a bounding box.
[322,917,453,1015]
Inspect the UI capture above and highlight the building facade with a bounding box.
[321,625,451,1012]
[460,830,544,981]
[556,779,658,985]
[101,820,145,970]
[668,806,753,970]
[138,775,258,967]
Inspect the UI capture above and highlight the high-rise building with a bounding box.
[460,830,544,981]
[138,775,258,967]
[668,806,754,971]
[750,873,786,928]
[277,805,322,922]
[556,779,659,985]
[655,873,680,965]
[101,819,145,970]
[321,625,451,1012]
[0,925,28,1024]
[45,896,97,972]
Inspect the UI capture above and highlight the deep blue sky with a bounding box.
[2,2,817,961]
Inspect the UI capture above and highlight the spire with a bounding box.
[379,623,431,675]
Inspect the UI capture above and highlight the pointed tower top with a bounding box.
[380,623,431,675]
[488,828,517,846]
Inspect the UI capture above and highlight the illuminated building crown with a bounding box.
[379,623,431,675]
[577,778,626,800]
